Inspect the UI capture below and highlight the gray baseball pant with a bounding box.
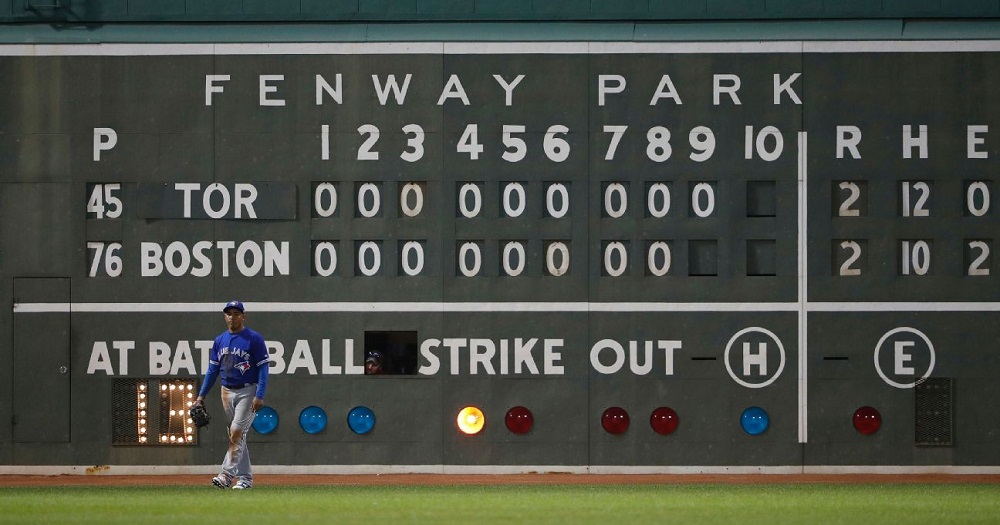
[220,384,256,482]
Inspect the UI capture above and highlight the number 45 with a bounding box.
[86,183,123,219]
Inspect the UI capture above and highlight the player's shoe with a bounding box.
[232,478,253,490]
[211,473,232,489]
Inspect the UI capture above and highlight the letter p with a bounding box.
[93,127,117,161]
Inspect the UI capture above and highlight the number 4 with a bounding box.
[457,124,483,160]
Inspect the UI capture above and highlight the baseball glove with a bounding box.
[189,403,211,428]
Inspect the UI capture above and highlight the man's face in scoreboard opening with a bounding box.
[224,308,245,333]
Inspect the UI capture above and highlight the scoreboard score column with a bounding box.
[805,49,1000,464]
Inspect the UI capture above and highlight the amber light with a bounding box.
[457,406,485,435]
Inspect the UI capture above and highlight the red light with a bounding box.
[601,407,629,435]
[505,406,534,434]
[853,406,882,435]
[650,406,679,435]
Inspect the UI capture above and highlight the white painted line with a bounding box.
[14,301,1000,313]
[12,302,804,313]
[797,131,808,445]
[806,302,1000,312]
[3,40,1000,57]
[2,464,998,476]
[803,40,1000,53]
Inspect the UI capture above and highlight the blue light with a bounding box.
[252,406,278,435]
[740,406,770,435]
[347,406,376,435]
[299,406,328,434]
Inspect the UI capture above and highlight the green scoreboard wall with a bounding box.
[1,41,998,470]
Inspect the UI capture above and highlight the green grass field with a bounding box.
[2,484,999,525]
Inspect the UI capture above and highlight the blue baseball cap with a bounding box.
[223,300,245,313]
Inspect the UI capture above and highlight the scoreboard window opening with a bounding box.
[833,180,869,218]
[688,240,718,276]
[833,239,868,277]
[963,180,992,217]
[746,240,777,276]
[964,239,992,276]
[111,378,197,446]
[364,331,418,375]
[746,181,776,218]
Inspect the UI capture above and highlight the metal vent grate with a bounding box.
[111,379,144,445]
[914,377,952,446]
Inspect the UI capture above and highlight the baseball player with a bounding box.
[192,300,269,490]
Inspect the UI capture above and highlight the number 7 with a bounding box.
[602,125,627,160]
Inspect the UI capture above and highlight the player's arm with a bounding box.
[195,343,222,405]
[252,334,269,411]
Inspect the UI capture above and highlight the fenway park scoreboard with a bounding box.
[3,42,999,469]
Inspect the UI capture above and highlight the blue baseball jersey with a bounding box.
[198,327,269,400]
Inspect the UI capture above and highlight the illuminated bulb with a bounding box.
[139,436,147,443]
[161,385,167,391]
[456,406,485,435]
[139,427,146,433]
[160,435,167,442]
[139,393,146,400]
[139,402,146,409]
[186,401,193,407]
[140,410,146,417]
[139,419,146,425]
[187,426,193,433]
[187,385,193,390]
[187,393,193,398]
[169,410,176,416]
[139,384,146,391]
[169,384,176,390]
[187,436,194,442]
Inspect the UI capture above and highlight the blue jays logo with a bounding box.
[235,362,251,374]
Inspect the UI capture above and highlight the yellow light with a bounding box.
[456,406,485,435]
